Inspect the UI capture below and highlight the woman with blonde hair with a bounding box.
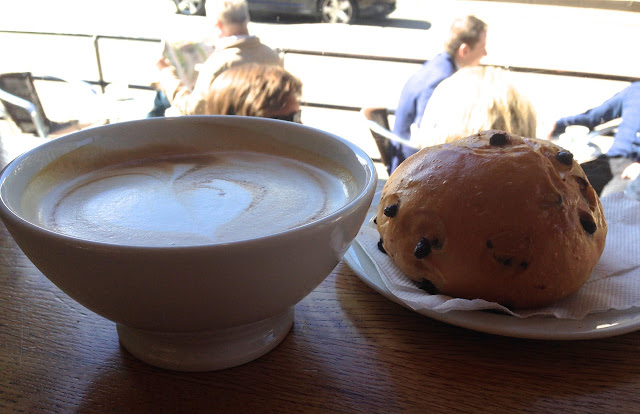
[412,66,537,148]
[205,63,303,122]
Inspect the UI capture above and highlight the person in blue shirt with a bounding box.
[393,15,488,141]
[549,82,640,196]
[384,15,488,175]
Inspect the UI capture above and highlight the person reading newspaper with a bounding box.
[155,0,282,116]
[148,38,215,117]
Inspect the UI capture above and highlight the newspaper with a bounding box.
[162,38,216,90]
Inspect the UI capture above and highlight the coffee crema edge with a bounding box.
[20,143,360,247]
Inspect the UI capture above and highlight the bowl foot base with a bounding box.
[116,308,294,371]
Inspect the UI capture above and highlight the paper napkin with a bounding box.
[355,193,640,319]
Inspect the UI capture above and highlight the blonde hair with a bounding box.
[206,0,250,26]
[414,66,537,148]
[205,63,302,117]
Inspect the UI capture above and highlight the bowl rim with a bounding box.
[0,116,377,250]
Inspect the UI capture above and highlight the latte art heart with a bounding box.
[29,152,354,246]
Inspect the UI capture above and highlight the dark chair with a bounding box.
[0,72,96,138]
[361,107,419,175]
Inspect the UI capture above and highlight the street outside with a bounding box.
[1,0,639,165]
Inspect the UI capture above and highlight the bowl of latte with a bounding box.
[0,116,377,371]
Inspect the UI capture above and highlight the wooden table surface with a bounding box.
[1,133,639,413]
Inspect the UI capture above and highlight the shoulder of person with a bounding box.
[417,53,453,74]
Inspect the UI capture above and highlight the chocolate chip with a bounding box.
[580,218,597,234]
[494,254,513,266]
[575,176,598,209]
[417,278,438,294]
[575,176,589,191]
[556,151,574,165]
[377,239,387,254]
[384,204,398,218]
[520,261,529,269]
[489,132,508,146]
[414,237,431,259]
[486,240,494,249]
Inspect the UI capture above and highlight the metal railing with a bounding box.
[2,29,639,112]
[277,48,640,113]
[278,48,640,84]
[0,30,161,93]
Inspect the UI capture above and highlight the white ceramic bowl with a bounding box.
[0,116,377,371]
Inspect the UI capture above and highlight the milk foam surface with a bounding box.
[31,151,353,246]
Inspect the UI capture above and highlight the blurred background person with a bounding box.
[412,66,537,148]
[155,0,282,116]
[393,15,488,141]
[626,170,640,200]
[548,82,640,196]
[205,63,302,121]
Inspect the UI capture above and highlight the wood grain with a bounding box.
[1,134,639,413]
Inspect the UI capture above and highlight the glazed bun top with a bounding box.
[376,130,607,309]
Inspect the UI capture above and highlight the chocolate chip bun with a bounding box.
[376,130,607,309]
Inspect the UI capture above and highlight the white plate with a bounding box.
[345,223,640,341]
